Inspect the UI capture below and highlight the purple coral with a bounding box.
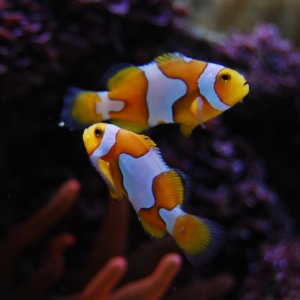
[240,238,300,299]
[213,25,300,236]
[146,119,293,292]
[215,24,300,98]
[0,0,187,104]
[0,179,235,300]
[0,1,300,299]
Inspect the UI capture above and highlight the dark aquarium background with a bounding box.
[1,0,300,299]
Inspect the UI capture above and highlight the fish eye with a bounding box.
[94,128,102,138]
[218,73,231,84]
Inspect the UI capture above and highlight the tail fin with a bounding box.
[160,207,224,266]
[60,87,104,129]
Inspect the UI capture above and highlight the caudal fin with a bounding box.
[172,213,224,266]
[60,87,104,129]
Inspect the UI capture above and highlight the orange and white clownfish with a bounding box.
[83,122,224,265]
[61,52,249,137]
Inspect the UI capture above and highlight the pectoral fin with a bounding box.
[108,186,124,201]
[98,159,123,201]
[190,96,206,128]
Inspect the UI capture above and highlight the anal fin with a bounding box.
[179,123,198,137]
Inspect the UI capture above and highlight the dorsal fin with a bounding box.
[138,134,157,147]
[154,52,185,63]
[103,53,186,90]
[174,168,191,205]
[168,170,185,204]
[102,63,136,90]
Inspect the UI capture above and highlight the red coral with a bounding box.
[0,179,80,295]
[15,233,75,300]
[0,180,235,299]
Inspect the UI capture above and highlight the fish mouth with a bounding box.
[83,128,88,138]
[240,80,249,100]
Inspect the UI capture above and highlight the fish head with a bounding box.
[83,123,107,156]
[214,68,249,107]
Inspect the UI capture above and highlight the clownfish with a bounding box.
[83,122,224,265]
[61,52,249,137]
